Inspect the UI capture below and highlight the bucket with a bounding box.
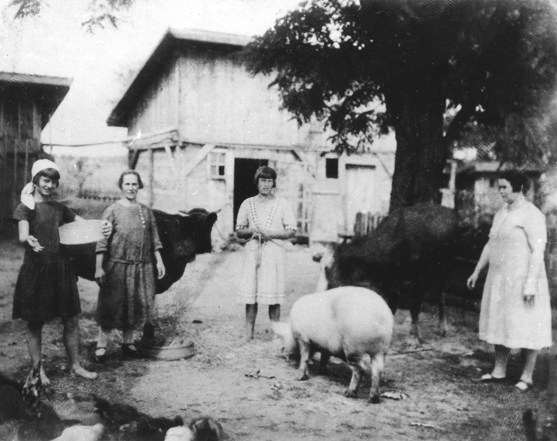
[138,341,195,361]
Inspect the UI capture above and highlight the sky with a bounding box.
[0,0,301,148]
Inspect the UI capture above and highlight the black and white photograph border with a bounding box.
[1,0,557,440]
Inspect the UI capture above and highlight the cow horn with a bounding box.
[178,210,190,217]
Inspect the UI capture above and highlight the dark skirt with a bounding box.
[13,252,81,322]
[96,260,156,330]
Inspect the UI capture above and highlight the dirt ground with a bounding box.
[2,239,557,441]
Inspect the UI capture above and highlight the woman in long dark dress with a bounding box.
[13,159,111,382]
[94,170,165,360]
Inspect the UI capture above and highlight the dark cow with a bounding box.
[62,203,217,294]
[319,203,458,341]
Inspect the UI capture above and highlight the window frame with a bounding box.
[208,149,227,180]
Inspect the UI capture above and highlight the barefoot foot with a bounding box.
[39,366,51,386]
[71,365,97,380]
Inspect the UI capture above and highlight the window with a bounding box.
[209,151,226,179]
[326,157,339,179]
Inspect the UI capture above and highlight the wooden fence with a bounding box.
[353,212,386,237]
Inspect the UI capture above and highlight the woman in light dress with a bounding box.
[467,170,552,391]
[235,166,297,341]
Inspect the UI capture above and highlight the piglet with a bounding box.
[273,286,394,403]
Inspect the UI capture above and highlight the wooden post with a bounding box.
[13,138,18,213]
[148,148,154,208]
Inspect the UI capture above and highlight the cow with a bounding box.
[273,286,394,404]
[61,201,217,295]
[317,202,459,342]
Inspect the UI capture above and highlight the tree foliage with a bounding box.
[7,0,136,31]
[244,0,557,209]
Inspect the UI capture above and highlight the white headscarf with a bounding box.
[21,159,60,210]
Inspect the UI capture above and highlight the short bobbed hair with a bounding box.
[253,166,277,188]
[33,168,60,188]
[118,170,144,190]
[499,170,530,194]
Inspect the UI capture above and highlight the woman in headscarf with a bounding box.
[13,159,111,382]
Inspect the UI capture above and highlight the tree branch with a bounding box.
[444,103,475,149]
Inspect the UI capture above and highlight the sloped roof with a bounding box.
[0,71,72,129]
[458,161,543,175]
[107,28,251,127]
[0,72,71,88]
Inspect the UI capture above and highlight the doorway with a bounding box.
[233,158,268,227]
[345,164,376,233]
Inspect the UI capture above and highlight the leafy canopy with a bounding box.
[244,0,557,165]
[8,0,135,31]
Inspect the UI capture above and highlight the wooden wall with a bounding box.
[0,94,43,237]
[177,46,312,146]
[126,45,316,148]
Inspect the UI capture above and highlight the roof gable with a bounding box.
[107,28,251,127]
[0,71,72,129]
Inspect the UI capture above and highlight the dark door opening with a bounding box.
[233,158,268,228]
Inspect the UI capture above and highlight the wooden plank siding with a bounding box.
[0,95,42,236]
[128,54,180,137]
[178,46,309,147]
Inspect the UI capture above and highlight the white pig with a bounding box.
[273,286,394,403]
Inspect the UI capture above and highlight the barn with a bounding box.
[107,28,395,244]
[0,72,71,237]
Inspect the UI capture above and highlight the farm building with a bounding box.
[0,72,71,237]
[107,28,396,244]
[455,161,543,216]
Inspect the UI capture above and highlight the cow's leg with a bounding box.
[297,340,311,381]
[438,291,448,337]
[387,295,398,316]
[344,352,367,399]
[369,352,385,404]
[318,350,331,375]
[409,269,426,343]
[429,263,449,336]
[409,304,422,342]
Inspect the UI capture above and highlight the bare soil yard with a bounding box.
[1,239,557,440]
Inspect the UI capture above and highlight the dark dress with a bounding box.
[96,202,162,330]
[12,202,80,321]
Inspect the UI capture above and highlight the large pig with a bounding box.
[273,286,394,404]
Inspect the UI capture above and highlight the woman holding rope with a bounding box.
[235,166,297,341]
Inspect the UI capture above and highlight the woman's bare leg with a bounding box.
[62,316,97,379]
[492,344,510,378]
[245,304,258,340]
[27,321,49,385]
[268,304,280,322]
[520,349,539,385]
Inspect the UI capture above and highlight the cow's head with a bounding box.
[178,208,218,255]
[153,208,217,263]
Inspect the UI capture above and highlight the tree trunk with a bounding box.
[387,83,447,212]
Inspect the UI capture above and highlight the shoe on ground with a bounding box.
[479,373,506,383]
[122,343,142,358]
[515,380,533,392]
